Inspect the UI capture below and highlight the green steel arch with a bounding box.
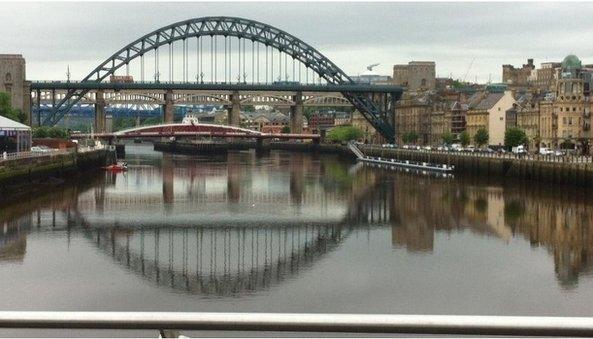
[44,16,399,141]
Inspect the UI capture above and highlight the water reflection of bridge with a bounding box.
[5,158,593,292]
[0,152,381,296]
[87,224,347,296]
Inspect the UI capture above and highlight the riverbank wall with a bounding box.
[361,146,593,187]
[154,141,354,158]
[0,149,116,193]
[153,140,593,186]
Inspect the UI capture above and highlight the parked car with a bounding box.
[539,147,554,155]
[554,150,566,156]
[450,143,462,152]
[31,146,51,153]
[423,145,432,151]
[512,145,527,154]
[465,145,476,152]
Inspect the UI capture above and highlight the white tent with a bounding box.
[0,115,30,131]
[0,115,31,153]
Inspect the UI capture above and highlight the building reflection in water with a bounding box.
[3,147,593,294]
[355,170,593,288]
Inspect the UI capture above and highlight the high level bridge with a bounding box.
[29,16,402,142]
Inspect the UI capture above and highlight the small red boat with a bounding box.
[103,162,128,171]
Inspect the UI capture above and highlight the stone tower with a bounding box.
[0,54,31,124]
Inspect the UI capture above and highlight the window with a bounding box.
[4,73,11,83]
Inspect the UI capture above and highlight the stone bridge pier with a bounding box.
[227,91,241,126]
[163,89,174,123]
[290,91,303,134]
[94,90,106,133]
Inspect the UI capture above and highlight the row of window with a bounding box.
[559,106,584,112]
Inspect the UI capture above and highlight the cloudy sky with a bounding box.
[1,1,592,83]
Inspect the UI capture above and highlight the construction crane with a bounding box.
[462,58,475,82]
[366,63,380,72]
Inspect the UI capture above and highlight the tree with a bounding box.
[459,131,471,146]
[441,132,454,145]
[403,131,419,144]
[474,128,489,147]
[504,127,528,149]
[48,126,68,139]
[32,126,68,139]
[32,126,49,138]
[143,117,162,126]
[326,125,363,143]
[281,125,290,134]
[0,92,25,123]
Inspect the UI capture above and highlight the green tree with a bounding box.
[113,117,136,131]
[32,126,49,138]
[474,128,489,147]
[403,131,419,144]
[281,125,290,134]
[326,125,363,143]
[441,132,454,145]
[32,126,68,139]
[459,131,471,146]
[48,126,68,139]
[0,92,26,123]
[143,117,162,126]
[504,127,528,149]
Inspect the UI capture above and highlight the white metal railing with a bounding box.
[0,312,591,337]
[365,145,593,164]
[0,148,76,163]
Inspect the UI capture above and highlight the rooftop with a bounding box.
[0,115,30,130]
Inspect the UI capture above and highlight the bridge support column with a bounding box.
[255,138,271,155]
[162,153,174,214]
[227,156,241,203]
[94,90,106,133]
[290,91,303,134]
[227,91,241,126]
[164,90,174,124]
[35,89,41,127]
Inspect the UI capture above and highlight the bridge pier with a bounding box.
[163,90,174,124]
[255,138,271,155]
[94,90,106,133]
[227,91,241,126]
[35,89,41,127]
[290,91,303,134]
[162,153,174,214]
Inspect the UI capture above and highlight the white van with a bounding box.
[512,145,527,154]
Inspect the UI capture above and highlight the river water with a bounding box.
[2,144,593,335]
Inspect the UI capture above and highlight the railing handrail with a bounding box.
[0,148,77,162]
[0,312,592,336]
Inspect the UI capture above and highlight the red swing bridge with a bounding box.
[70,122,321,143]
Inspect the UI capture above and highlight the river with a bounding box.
[2,144,593,335]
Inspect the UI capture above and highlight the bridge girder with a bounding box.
[34,89,356,108]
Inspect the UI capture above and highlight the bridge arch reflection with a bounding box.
[87,223,348,296]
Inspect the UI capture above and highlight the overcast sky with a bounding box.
[2,1,593,83]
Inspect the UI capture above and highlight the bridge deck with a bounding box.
[30,81,402,93]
